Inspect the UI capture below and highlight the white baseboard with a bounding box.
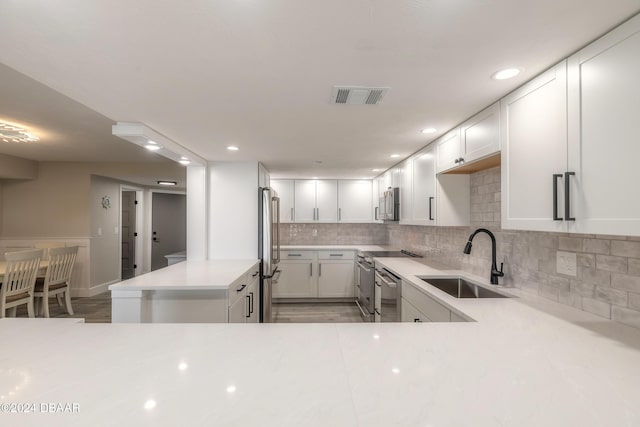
[72,280,118,298]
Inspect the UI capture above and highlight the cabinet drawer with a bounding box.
[402,281,450,322]
[228,274,249,306]
[318,250,354,260]
[281,250,314,260]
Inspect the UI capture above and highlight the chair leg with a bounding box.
[64,289,74,315]
[43,294,51,318]
[56,294,64,307]
[27,300,35,318]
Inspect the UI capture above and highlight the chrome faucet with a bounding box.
[463,228,504,285]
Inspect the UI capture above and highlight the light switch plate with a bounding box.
[557,251,577,276]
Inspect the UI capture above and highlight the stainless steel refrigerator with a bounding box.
[258,187,280,322]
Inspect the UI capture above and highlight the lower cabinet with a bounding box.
[228,266,260,323]
[401,280,460,322]
[274,250,355,299]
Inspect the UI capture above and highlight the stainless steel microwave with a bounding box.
[376,187,399,221]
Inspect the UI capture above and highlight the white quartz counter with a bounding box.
[108,259,260,291]
[281,244,393,252]
[3,257,640,426]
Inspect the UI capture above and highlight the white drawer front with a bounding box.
[402,282,450,322]
[281,250,314,260]
[318,250,354,260]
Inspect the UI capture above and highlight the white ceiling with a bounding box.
[0,0,639,178]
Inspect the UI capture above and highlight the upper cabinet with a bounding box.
[294,179,338,222]
[501,61,568,233]
[271,179,295,223]
[436,103,501,174]
[566,15,640,236]
[399,159,413,224]
[338,180,372,223]
[411,145,437,225]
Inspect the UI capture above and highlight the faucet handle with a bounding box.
[498,262,505,276]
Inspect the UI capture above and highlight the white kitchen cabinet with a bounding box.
[372,177,384,223]
[501,61,568,232]
[402,280,451,322]
[228,266,260,323]
[318,262,355,297]
[294,179,337,222]
[401,297,429,322]
[411,145,437,225]
[228,291,247,323]
[247,274,259,323]
[460,102,500,164]
[338,180,372,223]
[274,250,355,299]
[271,179,295,223]
[566,14,640,236]
[273,251,315,298]
[436,127,462,173]
[399,159,413,224]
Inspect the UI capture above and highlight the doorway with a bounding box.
[121,190,137,280]
[151,192,186,271]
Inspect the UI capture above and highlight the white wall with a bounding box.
[208,161,259,259]
[187,165,207,261]
[0,153,37,180]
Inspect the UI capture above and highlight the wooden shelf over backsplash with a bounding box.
[441,153,501,174]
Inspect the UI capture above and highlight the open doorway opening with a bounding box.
[151,192,186,271]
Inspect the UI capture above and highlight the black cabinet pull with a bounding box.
[454,159,460,164]
[249,292,254,314]
[414,318,422,323]
[428,196,435,221]
[553,174,563,221]
[236,284,247,292]
[564,172,575,221]
[245,295,251,318]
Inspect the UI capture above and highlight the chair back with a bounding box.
[0,247,33,261]
[44,246,78,288]
[2,249,43,298]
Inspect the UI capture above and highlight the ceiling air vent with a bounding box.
[330,86,389,105]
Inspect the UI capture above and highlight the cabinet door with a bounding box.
[460,102,500,163]
[436,128,461,173]
[399,159,413,224]
[228,292,247,323]
[294,179,316,222]
[501,61,568,232]
[247,277,259,323]
[338,180,372,223]
[401,298,430,323]
[318,262,354,297]
[372,177,384,223]
[568,16,640,236]
[271,179,295,223]
[316,179,338,222]
[412,145,437,225]
[273,261,316,298]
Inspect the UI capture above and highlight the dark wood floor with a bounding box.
[273,302,364,323]
[13,294,364,324]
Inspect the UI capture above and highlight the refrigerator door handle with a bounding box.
[273,195,281,264]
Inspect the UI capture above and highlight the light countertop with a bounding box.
[108,259,259,291]
[4,256,640,426]
[281,244,393,251]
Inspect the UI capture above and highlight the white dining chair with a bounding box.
[33,246,78,318]
[0,249,44,318]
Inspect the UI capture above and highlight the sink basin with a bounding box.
[418,277,511,298]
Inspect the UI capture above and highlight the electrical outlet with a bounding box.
[97,227,102,236]
[312,229,318,237]
[557,251,577,276]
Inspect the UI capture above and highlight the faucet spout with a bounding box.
[463,228,504,285]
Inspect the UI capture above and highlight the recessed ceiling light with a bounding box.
[145,144,161,151]
[157,180,177,186]
[179,159,190,165]
[227,146,239,151]
[144,400,157,410]
[372,169,381,172]
[390,154,401,158]
[492,68,521,80]
[421,128,437,134]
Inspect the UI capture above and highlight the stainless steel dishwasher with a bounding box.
[374,268,401,322]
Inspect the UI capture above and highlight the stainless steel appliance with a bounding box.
[375,268,401,322]
[376,187,400,221]
[356,249,421,322]
[258,187,281,323]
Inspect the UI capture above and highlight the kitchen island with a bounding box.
[3,255,640,426]
[109,259,260,323]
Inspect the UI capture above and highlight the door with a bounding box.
[271,179,295,223]
[436,128,461,173]
[318,262,354,297]
[399,159,413,224]
[460,102,500,163]
[294,179,316,222]
[121,191,136,280]
[229,292,247,323]
[316,179,338,222]
[568,16,640,235]
[272,261,316,298]
[338,180,372,223]
[412,145,437,225]
[151,193,186,271]
[501,61,568,232]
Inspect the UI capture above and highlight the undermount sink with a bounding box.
[418,277,511,298]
